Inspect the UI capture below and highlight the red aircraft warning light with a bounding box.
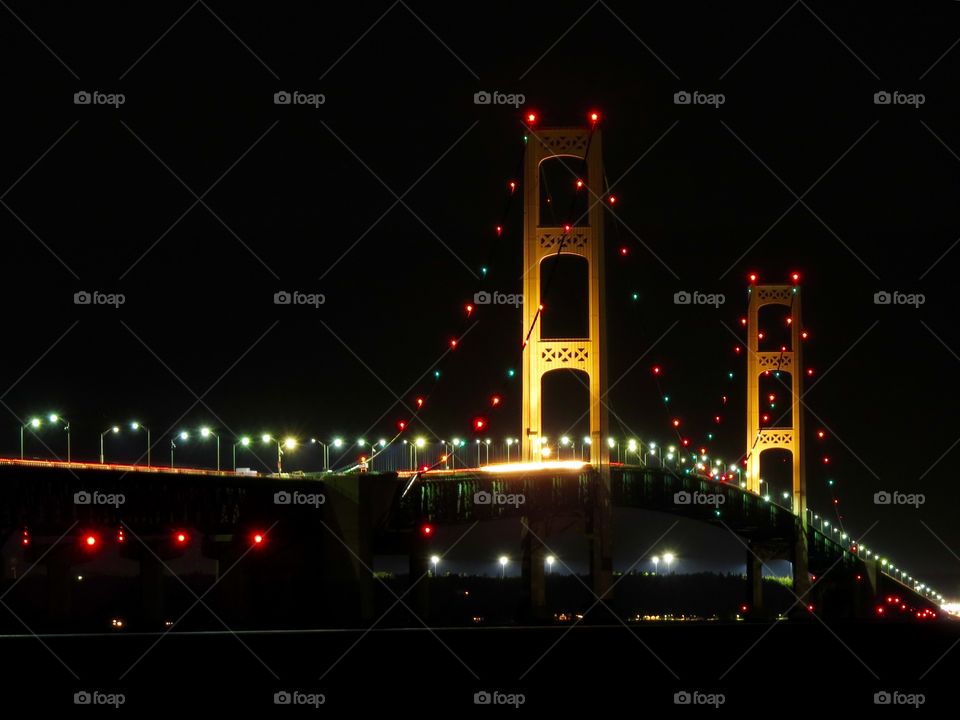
[473,417,487,432]
[524,111,538,126]
[588,110,600,124]
[420,523,434,538]
[174,531,189,545]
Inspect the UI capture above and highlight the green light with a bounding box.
[523,135,528,143]
[827,479,835,486]
[774,371,781,378]
[480,267,488,275]
[663,395,669,403]
[707,433,714,440]
[728,372,734,379]
[507,368,515,378]
[770,402,776,409]
[433,370,441,379]
[631,292,639,301]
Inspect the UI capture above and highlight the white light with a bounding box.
[560,436,570,446]
[415,437,426,448]
[498,556,509,566]
[607,438,616,448]
[546,555,555,566]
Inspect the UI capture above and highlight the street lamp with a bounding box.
[663,552,676,574]
[582,436,592,460]
[651,555,660,575]
[232,436,251,470]
[546,555,555,574]
[48,414,71,462]
[645,442,661,466]
[607,437,619,462]
[263,434,295,474]
[498,555,509,579]
[430,554,440,577]
[99,425,119,464]
[171,430,189,467]
[505,437,515,462]
[627,438,640,465]
[559,435,571,458]
[20,417,42,459]
[200,427,221,471]
[130,422,151,466]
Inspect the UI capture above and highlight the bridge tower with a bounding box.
[745,282,810,599]
[521,125,609,467]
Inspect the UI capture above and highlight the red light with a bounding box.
[576,179,584,189]
[801,331,809,340]
[251,532,265,546]
[739,604,749,613]
[740,317,747,326]
[681,438,690,447]
[817,430,825,439]
[491,395,501,407]
[620,247,628,256]
[652,365,661,376]
[761,414,770,423]
[806,368,814,377]
[780,345,787,353]
[421,465,430,472]
[525,111,538,125]
[672,418,680,428]
[714,415,721,424]
[768,394,775,402]
[450,339,458,349]
[21,530,29,546]
[876,606,885,615]
[83,533,98,548]
[855,574,862,581]
[563,224,571,233]
[416,397,424,408]
[734,346,741,354]
[465,304,474,315]
[699,447,707,455]
[421,523,434,538]
[807,604,814,612]
[508,180,516,193]
[823,456,830,464]
[758,332,764,340]
[473,417,487,432]
[174,531,188,545]
[790,272,800,283]
[398,420,407,431]
[495,225,503,236]
[608,195,617,204]
[588,111,600,124]
[786,317,792,325]
[748,273,758,284]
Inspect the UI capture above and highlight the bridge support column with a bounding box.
[45,547,73,626]
[792,520,811,604]
[322,475,378,622]
[587,474,613,610]
[140,552,164,629]
[745,547,764,617]
[520,517,547,622]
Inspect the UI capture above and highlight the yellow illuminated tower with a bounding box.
[520,125,609,467]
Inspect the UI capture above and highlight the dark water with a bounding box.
[1,622,956,712]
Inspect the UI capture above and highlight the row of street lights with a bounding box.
[427,554,558,579]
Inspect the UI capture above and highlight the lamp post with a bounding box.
[200,427,221,471]
[651,555,660,575]
[20,417,41,459]
[232,436,251,470]
[581,436,592,460]
[546,555,555,575]
[607,437,619,463]
[663,552,676,574]
[171,431,188,467]
[430,554,440,578]
[505,437,514,462]
[99,425,119,464]
[498,555,509,580]
[48,414,71,462]
[130,422,151,466]
[558,435,571,459]
[644,442,662,466]
[263,434,296,474]
[414,437,425,470]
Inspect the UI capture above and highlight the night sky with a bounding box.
[2,2,959,589]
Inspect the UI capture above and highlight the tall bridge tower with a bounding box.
[520,126,609,467]
[745,282,810,598]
